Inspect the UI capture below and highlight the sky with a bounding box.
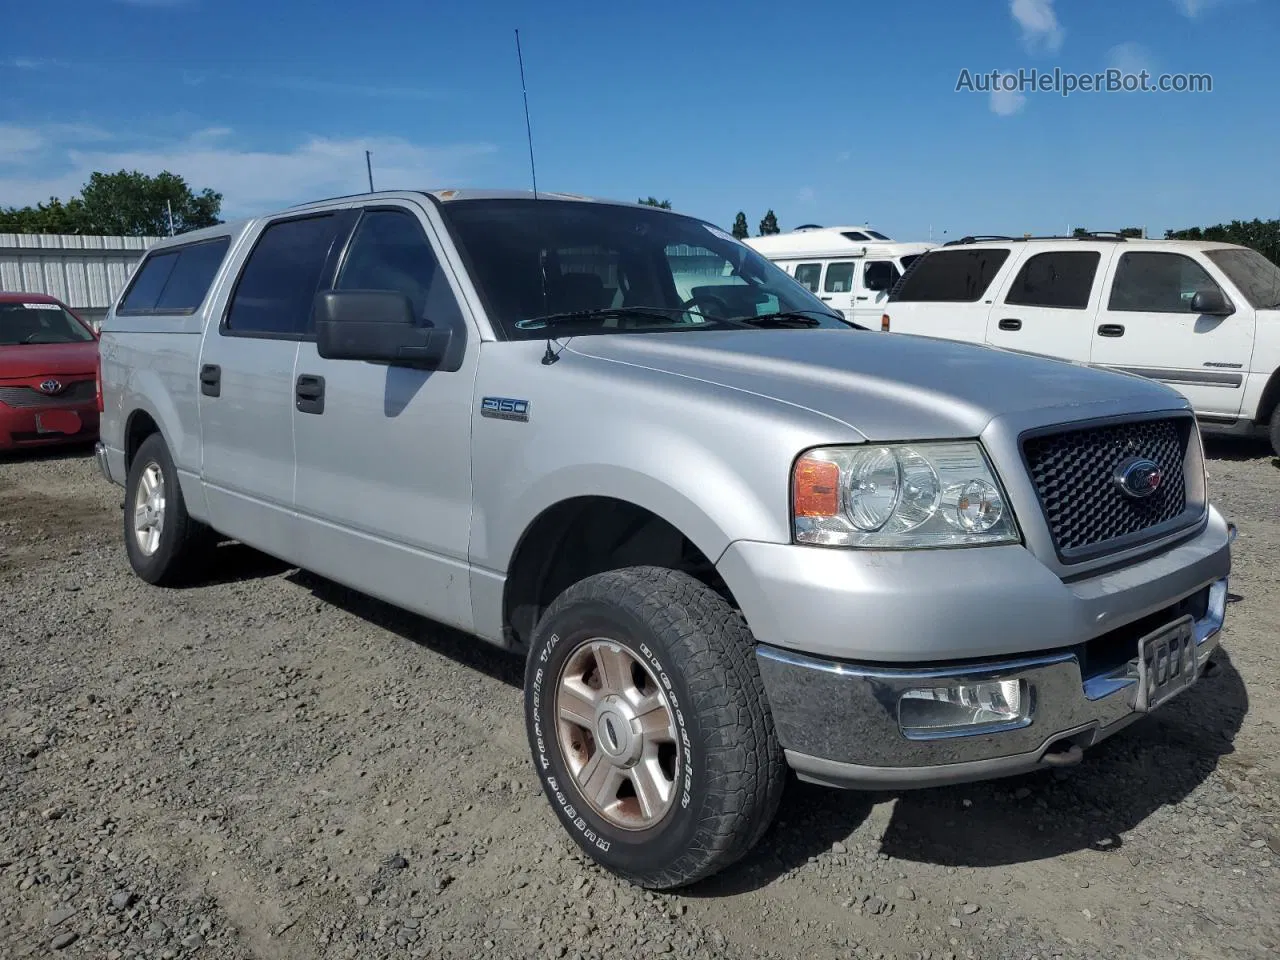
[0,0,1276,241]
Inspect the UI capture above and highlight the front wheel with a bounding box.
[524,566,785,889]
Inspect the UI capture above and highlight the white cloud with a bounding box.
[990,87,1027,116]
[1108,41,1155,76]
[0,125,498,217]
[797,186,816,204]
[1011,0,1064,52]
[836,150,851,162]
[0,124,46,160]
[1171,0,1226,15]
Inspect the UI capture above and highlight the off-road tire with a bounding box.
[123,432,213,586]
[524,565,786,890]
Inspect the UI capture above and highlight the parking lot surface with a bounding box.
[2,444,1278,960]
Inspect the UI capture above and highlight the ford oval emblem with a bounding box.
[38,379,64,395]
[1114,456,1163,499]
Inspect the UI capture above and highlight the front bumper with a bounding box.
[718,507,1234,791]
[0,403,98,450]
[757,575,1227,790]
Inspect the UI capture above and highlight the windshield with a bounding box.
[1205,247,1280,309]
[0,302,94,345]
[439,198,854,339]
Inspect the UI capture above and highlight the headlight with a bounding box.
[792,442,1019,548]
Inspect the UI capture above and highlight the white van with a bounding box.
[744,226,937,326]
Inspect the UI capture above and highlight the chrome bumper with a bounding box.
[94,441,113,484]
[757,576,1229,791]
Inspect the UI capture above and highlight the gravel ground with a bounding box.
[1,440,1277,960]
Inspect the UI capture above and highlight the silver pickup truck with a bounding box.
[95,189,1234,890]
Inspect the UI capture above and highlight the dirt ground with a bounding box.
[1,440,1277,960]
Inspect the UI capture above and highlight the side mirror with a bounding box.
[1190,288,1233,317]
[314,290,453,368]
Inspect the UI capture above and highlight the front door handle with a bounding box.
[199,364,221,398]
[1097,323,1126,338]
[819,296,833,302]
[295,374,325,415]
[998,318,1022,331]
[855,295,870,301]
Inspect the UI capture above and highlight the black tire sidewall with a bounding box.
[526,596,706,880]
[123,434,187,584]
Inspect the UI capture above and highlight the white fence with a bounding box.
[0,233,162,329]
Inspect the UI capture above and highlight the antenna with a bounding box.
[166,199,174,237]
[514,28,538,199]
[366,150,375,192]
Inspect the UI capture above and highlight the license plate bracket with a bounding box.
[1132,614,1197,713]
[34,410,81,435]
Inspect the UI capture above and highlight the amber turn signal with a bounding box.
[793,456,840,517]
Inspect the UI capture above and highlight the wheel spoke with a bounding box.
[629,756,672,821]
[558,680,598,729]
[577,751,621,809]
[134,504,150,529]
[593,644,633,696]
[633,695,675,742]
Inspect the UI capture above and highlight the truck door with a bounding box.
[1089,249,1255,417]
[289,201,478,631]
[984,247,1111,364]
[858,259,901,326]
[819,260,858,321]
[197,209,353,563]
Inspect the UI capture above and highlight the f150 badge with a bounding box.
[481,397,530,422]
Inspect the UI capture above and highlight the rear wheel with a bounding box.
[1270,414,1280,459]
[123,432,212,585]
[524,566,785,889]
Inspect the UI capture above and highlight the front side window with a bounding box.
[1004,250,1100,309]
[863,260,901,293]
[1108,252,1223,313]
[0,301,94,345]
[793,263,823,292]
[440,199,850,339]
[336,209,464,330]
[225,214,345,336]
[824,262,856,293]
[1204,247,1280,309]
[889,248,1012,302]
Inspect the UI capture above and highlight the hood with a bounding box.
[0,340,99,380]
[564,329,1186,441]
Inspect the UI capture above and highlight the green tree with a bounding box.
[1166,218,1280,265]
[1119,226,1144,238]
[758,209,780,236]
[731,211,749,240]
[637,197,672,209]
[1071,227,1089,238]
[0,169,222,236]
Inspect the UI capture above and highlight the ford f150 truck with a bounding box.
[94,189,1234,890]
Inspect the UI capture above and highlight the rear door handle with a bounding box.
[295,374,325,415]
[997,318,1022,331]
[1097,323,1126,338]
[819,296,833,302]
[199,364,221,398]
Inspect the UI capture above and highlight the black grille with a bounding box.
[0,380,95,409]
[1022,416,1195,562]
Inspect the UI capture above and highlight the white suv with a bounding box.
[880,234,1280,455]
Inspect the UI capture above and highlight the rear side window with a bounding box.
[889,248,1011,302]
[824,262,856,293]
[225,214,346,336]
[793,263,822,292]
[117,237,230,315]
[1004,251,1100,309]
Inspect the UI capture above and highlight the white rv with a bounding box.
[744,226,937,326]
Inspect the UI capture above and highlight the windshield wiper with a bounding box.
[513,306,750,331]
[726,309,863,329]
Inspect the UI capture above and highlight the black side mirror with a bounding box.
[1190,288,1233,316]
[314,290,454,368]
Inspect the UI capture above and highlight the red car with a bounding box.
[0,292,101,452]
